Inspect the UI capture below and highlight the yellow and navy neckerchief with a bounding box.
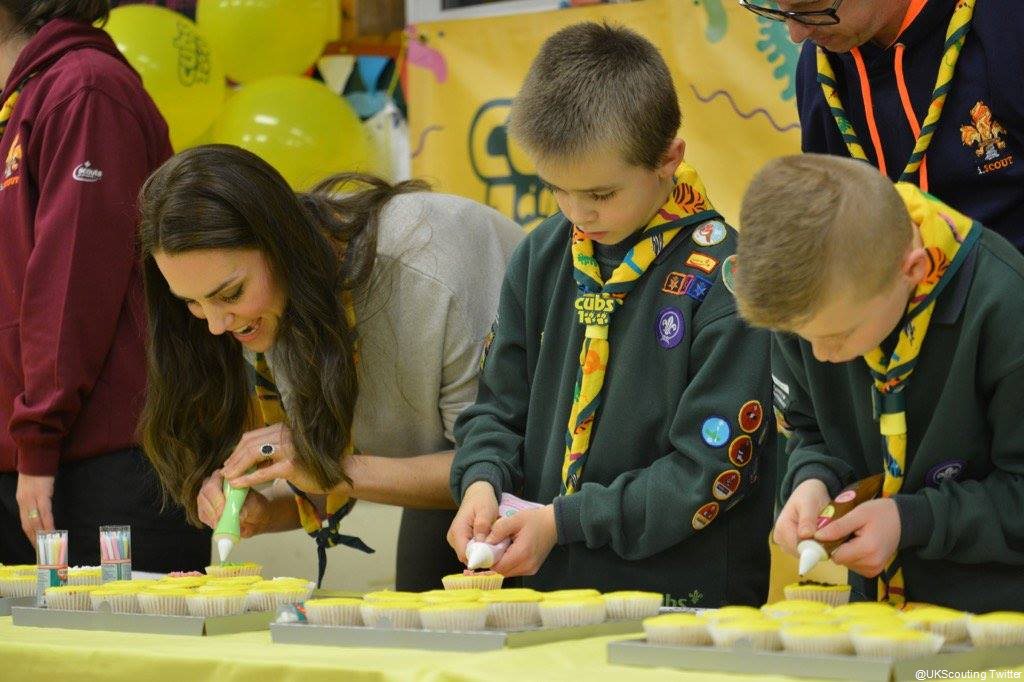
[816,0,974,184]
[864,184,980,607]
[247,296,372,588]
[561,162,718,494]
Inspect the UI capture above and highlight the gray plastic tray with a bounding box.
[272,618,643,651]
[606,637,1024,682]
[0,596,34,616]
[11,605,274,636]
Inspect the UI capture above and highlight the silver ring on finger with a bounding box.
[259,443,276,459]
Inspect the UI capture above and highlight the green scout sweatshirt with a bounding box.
[775,229,1024,612]
[451,209,776,607]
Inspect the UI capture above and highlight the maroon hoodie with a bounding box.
[0,20,172,476]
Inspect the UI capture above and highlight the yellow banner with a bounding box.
[407,0,801,229]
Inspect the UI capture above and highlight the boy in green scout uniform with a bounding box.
[734,153,1024,613]
[446,22,775,607]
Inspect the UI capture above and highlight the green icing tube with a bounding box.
[213,476,248,562]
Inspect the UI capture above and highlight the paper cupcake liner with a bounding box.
[967,621,1024,648]
[420,607,488,632]
[783,585,851,607]
[138,593,190,616]
[538,602,606,628]
[0,578,37,598]
[442,573,504,591]
[486,602,541,629]
[851,631,944,659]
[66,574,103,587]
[91,592,140,614]
[644,622,711,646]
[45,590,92,611]
[710,624,782,651]
[246,589,309,612]
[780,629,853,655]
[305,603,363,626]
[604,596,663,620]
[911,618,969,643]
[186,594,247,618]
[370,607,421,630]
[360,604,378,627]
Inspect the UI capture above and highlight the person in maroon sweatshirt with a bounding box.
[0,0,209,570]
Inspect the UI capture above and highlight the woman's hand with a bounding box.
[196,469,273,538]
[221,423,348,496]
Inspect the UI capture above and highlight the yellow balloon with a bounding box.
[208,76,373,189]
[104,5,226,150]
[197,0,336,84]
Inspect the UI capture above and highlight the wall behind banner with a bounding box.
[407,0,802,229]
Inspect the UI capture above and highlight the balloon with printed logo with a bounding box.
[104,5,226,150]
[207,75,373,189]
[196,0,338,84]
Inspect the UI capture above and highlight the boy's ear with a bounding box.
[901,245,931,286]
[658,138,685,178]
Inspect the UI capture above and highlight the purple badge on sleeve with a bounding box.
[926,459,967,487]
[656,307,685,349]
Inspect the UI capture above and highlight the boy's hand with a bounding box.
[773,478,832,555]
[816,498,901,578]
[487,505,557,577]
[447,481,499,563]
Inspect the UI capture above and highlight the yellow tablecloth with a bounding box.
[0,617,820,682]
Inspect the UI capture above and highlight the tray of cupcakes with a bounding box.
[606,581,1024,682]
[11,562,315,636]
[0,564,40,615]
[271,571,650,651]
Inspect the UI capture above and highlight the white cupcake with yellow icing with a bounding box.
[603,591,662,620]
[967,612,1024,648]
[643,613,711,646]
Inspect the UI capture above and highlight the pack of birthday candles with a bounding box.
[99,525,132,582]
[35,529,68,606]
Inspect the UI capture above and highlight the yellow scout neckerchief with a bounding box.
[816,0,974,183]
[248,292,372,586]
[863,183,980,606]
[561,163,718,494]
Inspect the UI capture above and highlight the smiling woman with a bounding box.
[137,143,523,589]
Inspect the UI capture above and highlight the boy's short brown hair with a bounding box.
[507,21,680,169]
[734,154,913,330]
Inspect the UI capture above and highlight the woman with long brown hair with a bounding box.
[138,143,522,589]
